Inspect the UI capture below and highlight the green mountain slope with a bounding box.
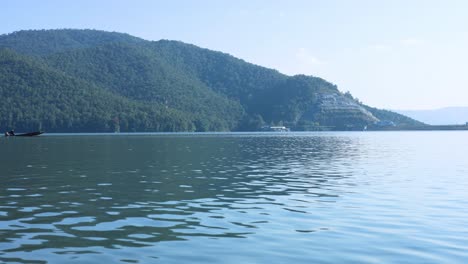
[0,29,143,56]
[150,40,287,104]
[0,29,423,132]
[43,42,244,130]
[0,49,231,132]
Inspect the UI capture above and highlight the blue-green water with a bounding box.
[1,132,467,263]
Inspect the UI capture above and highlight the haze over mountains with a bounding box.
[0,29,422,132]
[396,107,468,125]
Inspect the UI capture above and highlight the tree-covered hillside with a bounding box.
[0,29,143,56]
[0,49,240,132]
[0,29,423,132]
[43,42,244,127]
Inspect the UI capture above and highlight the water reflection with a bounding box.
[1,132,467,263]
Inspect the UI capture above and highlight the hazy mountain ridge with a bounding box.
[0,29,422,132]
[396,107,468,125]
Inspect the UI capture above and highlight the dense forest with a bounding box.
[0,29,423,132]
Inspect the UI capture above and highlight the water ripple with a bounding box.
[0,132,467,263]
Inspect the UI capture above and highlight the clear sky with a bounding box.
[2,0,468,110]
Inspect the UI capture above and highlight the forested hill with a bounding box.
[0,29,423,132]
[0,29,144,56]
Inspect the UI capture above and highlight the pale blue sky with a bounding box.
[2,0,468,110]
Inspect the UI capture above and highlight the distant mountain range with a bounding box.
[396,107,468,125]
[0,29,422,132]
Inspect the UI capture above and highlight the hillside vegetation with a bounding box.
[0,29,423,132]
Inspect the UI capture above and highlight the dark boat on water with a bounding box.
[4,131,44,137]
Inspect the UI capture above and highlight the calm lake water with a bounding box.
[1,132,467,263]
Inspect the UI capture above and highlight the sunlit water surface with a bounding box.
[1,132,468,263]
